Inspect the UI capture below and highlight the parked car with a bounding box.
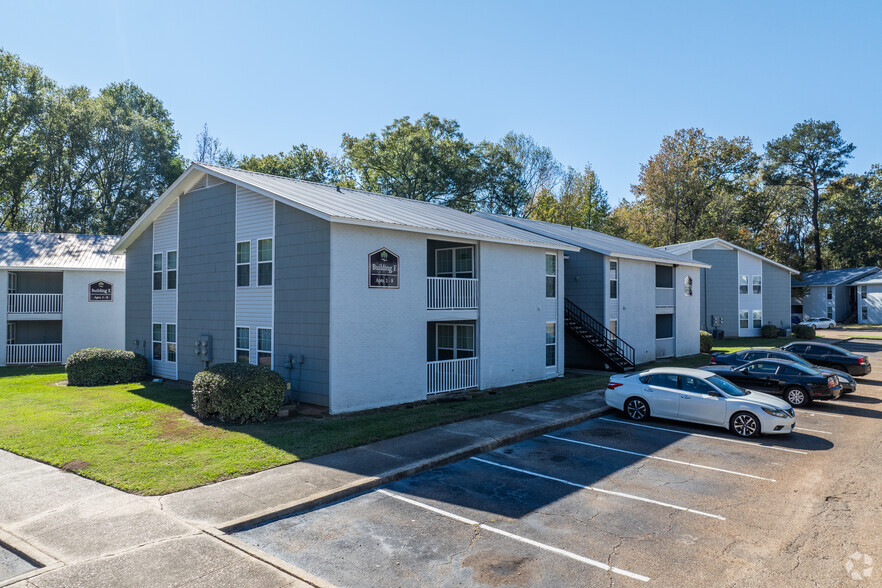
[800,317,836,329]
[791,314,803,325]
[606,367,796,438]
[709,348,857,393]
[703,359,842,407]
[780,341,872,377]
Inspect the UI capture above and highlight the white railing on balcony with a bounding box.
[6,343,62,365]
[7,293,63,314]
[655,337,674,359]
[655,287,674,308]
[427,277,478,310]
[427,357,479,395]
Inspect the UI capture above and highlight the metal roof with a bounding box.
[474,213,709,267]
[853,269,882,286]
[793,266,880,287]
[114,164,580,253]
[659,237,800,275]
[0,232,124,270]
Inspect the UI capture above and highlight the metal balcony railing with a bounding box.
[655,287,674,308]
[427,357,479,395]
[7,293,63,314]
[655,337,675,359]
[427,277,478,310]
[6,343,62,365]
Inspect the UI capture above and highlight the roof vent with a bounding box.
[336,186,342,193]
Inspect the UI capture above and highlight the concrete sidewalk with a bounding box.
[0,388,608,587]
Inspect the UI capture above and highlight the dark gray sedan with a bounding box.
[709,348,857,393]
[703,359,843,407]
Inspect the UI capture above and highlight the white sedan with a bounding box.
[801,317,836,329]
[605,367,796,438]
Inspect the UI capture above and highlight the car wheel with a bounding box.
[624,397,649,421]
[784,386,811,407]
[730,412,760,438]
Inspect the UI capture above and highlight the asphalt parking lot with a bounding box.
[236,338,882,586]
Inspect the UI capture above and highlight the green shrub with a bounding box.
[699,330,713,354]
[761,324,779,338]
[793,324,816,340]
[192,363,285,424]
[66,348,149,386]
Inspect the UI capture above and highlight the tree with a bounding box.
[238,144,352,186]
[193,123,236,166]
[822,165,882,268]
[498,132,561,217]
[764,119,855,269]
[527,165,610,230]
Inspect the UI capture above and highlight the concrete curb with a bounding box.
[0,527,62,588]
[218,403,612,533]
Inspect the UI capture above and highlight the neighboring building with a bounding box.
[112,163,580,414]
[854,270,882,324]
[476,214,708,367]
[659,238,798,337]
[793,267,880,323]
[0,232,125,367]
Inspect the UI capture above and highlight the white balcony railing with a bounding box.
[655,287,674,308]
[655,337,674,359]
[427,357,479,395]
[6,343,62,365]
[8,293,63,314]
[427,277,478,310]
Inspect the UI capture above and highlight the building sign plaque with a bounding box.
[369,248,400,289]
[88,281,113,302]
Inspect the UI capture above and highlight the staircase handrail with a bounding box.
[564,298,635,368]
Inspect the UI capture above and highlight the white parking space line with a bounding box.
[377,489,651,582]
[794,410,845,419]
[795,427,833,435]
[470,456,726,520]
[598,417,808,455]
[543,434,776,482]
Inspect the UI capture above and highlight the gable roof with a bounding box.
[853,269,882,286]
[793,266,880,287]
[474,213,709,268]
[113,164,579,253]
[0,232,124,270]
[658,237,799,275]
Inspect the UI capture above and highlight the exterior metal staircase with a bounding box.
[564,298,636,372]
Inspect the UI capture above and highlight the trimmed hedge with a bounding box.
[699,330,713,354]
[761,324,779,338]
[66,348,149,387]
[793,324,816,340]
[192,363,285,424]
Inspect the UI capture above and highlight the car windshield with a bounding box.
[781,353,811,366]
[708,375,750,397]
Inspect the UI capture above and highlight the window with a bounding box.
[235,327,250,363]
[739,275,748,294]
[786,343,808,353]
[743,351,766,361]
[236,242,250,287]
[152,323,162,361]
[655,265,673,288]
[7,272,16,294]
[655,314,673,339]
[257,328,272,366]
[779,365,806,376]
[436,324,475,360]
[6,322,15,345]
[648,373,678,388]
[739,310,749,329]
[153,253,163,290]
[826,287,833,300]
[679,375,715,395]
[435,247,474,278]
[753,310,762,328]
[752,275,762,295]
[546,254,557,298]
[827,307,833,319]
[862,306,868,320]
[257,238,273,286]
[166,324,176,363]
[609,261,618,299]
[167,251,177,290]
[745,362,777,374]
[861,286,868,299]
[546,323,556,367]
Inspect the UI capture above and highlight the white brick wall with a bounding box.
[675,265,701,356]
[617,258,656,364]
[62,270,126,361]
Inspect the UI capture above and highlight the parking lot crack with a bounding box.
[607,538,623,587]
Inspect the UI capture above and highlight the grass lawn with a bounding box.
[709,336,799,354]
[0,354,707,495]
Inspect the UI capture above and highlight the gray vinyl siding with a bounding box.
[563,249,604,320]
[125,224,153,360]
[178,182,237,381]
[834,284,850,322]
[762,264,792,329]
[693,249,738,335]
[274,204,331,406]
[12,272,63,294]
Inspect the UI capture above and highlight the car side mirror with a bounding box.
[708,391,721,398]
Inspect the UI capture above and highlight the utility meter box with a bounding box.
[194,335,213,362]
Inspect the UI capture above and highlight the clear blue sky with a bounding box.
[2,0,880,204]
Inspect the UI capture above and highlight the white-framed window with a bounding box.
[167,251,177,290]
[739,275,748,295]
[235,327,250,363]
[546,322,556,367]
[436,324,475,360]
[153,253,163,290]
[827,307,834,319]
[166,324,176,363]
[7,322,15,345]
[435,246,474,278]
[861,286,868,299]
[152,323,162,360]
[826,287,833,300]
[739,310,749,329]
[609,261,618,299]
[7,272,17,294]
[257,238,273,286]
[862,306,868,320]
[546,253,557,298]
[752,310,762,328]
[257,328,272,366]
[236,242,250,287]
[752,275,762,295]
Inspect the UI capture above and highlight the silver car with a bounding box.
[606,367,796,438]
